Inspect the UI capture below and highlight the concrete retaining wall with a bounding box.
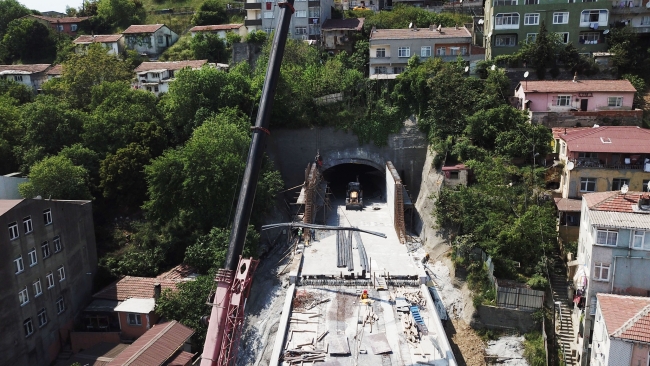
[414,149,447,254]
[474,305,537,333]
[266,119,428,199]
[531,110,643,128]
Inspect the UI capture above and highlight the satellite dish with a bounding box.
[566,162,575,171]
[409,22,413,28]
[464,66,469,73]
[524,71,529,78]
[621,183,629,194]
[490,65,496,71]
[603,29,610,34]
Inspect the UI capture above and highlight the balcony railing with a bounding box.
[245,2,262,9]
[569,158,646,170]
[245,19,263,26]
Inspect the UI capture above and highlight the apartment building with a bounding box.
[0,199,97,365]
[244,0,333,40]
[133,60,209,96]
[484,0,610,59]
[610,0,650,34]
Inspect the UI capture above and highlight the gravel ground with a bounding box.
[485,336,528,365]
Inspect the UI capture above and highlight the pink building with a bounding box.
[514,79,641,127]
[591,294,650,366]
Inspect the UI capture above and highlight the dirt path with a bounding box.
[446,319,486,366]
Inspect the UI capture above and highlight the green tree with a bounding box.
[96,0,146,30]
[622,73,646,109]
[0,0,31,38]
[59,143,101,187]
[184,225,259,273]
[225,31,241,47]
[191,32,227,63]
[0,78,33,104]
[2,18,56,63]
[19,155,92,199]
[0,95,21,174]
[244,30,267,44]
[192,0,227,26]
[99,143,151,210]
[513,21,561,79]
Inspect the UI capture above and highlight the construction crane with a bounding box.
[200,1,296,365]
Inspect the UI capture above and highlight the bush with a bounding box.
[526,274,549,290]
[523,331,546,366]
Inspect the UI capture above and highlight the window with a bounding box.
[28,248,37,266]
[580,177,596,192]
[556,95,571,106]
[578,152,598,158]
[9,222,19,240]
[33,280,42,297]
[71,24,77,32]
[58,266,65,281]
[308,7,320,17]
[524,13,540,25]
[53,236,62,252]
[580,32,600,44]
[308,24,320,36]
[295,10,306,17]
[14,75,23,82]
[38,308,47,327]
[264,28,273,34]
[393,67,405,74]
[495,0,517,5]
[43,209,52,225]
[527,33,538,42]
[642,16,650,25]
[374,66,387,74]
[15,256,24,274]
[525,0,538,4]
[376,48,386,57]
[450,47,461,55]
[24,318,33,337]
[421,46,431,57]
[128,313,142,326]
[295,27,307,35]
[608,97,623,107]
[56,296,65,314]
[450,171,460,179]
[461,47,468,55]
[46,272,54,289]
[612,178,629,190]
[157,35,163,44]
[553,12,569,24]
[154,86,159,93]
[19,287,29,306]
[57,25,64,31]
[495,35,517,47]
[559,32,570,43]
[581,10,608,25]
[596,229,617,246]
[495,13,520,27]
[631,230,650,250]
[264,11,274,18]
[594,262,610,281]
[41,241,50,259]
[436,47,446,55]
[398,47,410,58]
[23,216,33,234]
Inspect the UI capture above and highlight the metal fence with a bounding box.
[495,279,545,311]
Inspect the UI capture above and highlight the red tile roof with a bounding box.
[559,126,650,154]
[597,294,650,344]
[93,276,180,301]
[134,60,208,73]
[370,27,471,40]
[583,191,650,213]
[0,64,51,73]
[441,163,467,171]
[123,24,165,34]
[164,350,194,366]
[47,64,63,76]
[521,79,636,93]
[30,15,89,23]
[74,34,123,44]
[189,24,243,32]
[551,126,592,139]
[107,321,194,366]
[554,197,582,212]
[322,18,365,31]
[156,264,197,280]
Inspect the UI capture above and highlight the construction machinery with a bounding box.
[345,181,363,210]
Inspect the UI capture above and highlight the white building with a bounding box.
[0,64,52,92]
[73,34,124,56]
[133,60,210,96]
[189,24,246,40]
[244,0,333,40]
[122,24,179,57]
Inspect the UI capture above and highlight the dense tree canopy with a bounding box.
[192,0,228,26]
[19,155,92,200]
[0,0,32,38]
[97,0,146,30]
[1,18,56,63]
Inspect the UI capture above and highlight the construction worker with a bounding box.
[297,227,303,242]
[360,289,369,300]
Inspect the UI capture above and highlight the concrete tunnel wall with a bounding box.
[266,119,428,200]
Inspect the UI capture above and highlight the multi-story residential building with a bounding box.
[321,18,365,55]
[0,64,54,93]
[122,24,179,57]
[0,198,97,365]
[573,191,650,365]
[189,24,247,39]
[244,0,333,40]
[591,294,650,366]
[73,34,125,56]
[133,60,210,96]
[516,79,641,127]
[25,15,89,36]
[484,0,610,59]
[368,26,484,77]
[554,126,650,198]
[610,0,650,34]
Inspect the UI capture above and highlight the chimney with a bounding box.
[573,71,578,83]
[429,24,434,31]
[154,283,161,300]
[564,128,567,135]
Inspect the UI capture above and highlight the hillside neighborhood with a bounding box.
[1,0,650,365]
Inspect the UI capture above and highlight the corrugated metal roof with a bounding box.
[588,210,650,230]
[107,321,194,366]
[114,298,156,313]
[0,64,51,73]
[164,350,194,365]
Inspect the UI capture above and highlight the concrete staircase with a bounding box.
[550,255,577,366]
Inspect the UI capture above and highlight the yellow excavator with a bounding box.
[345,181,363,210]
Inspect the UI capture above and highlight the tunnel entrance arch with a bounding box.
[320,149,386,172]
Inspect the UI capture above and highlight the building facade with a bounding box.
[73,34,124,56]
[0,64,53,92]
[555,126,650,198]
[189,24,247,39]
[133,60,210,96]
[244,0,333,40]
[573,192,650,365]
[484,0,609,59]
[0,199,97,365]
[321,18,365,55]
[369,26,483,76]
[26,15,88,36]
[122,24,179,57]
[610,0,650,34]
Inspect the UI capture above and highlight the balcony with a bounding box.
[245,19,263,26]
[610,1,650,14]
[245,2,262,9]
[568,156,650,171]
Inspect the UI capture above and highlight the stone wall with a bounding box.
[531,109,643,128]
[474,305,537,333]
[232,42,263,68]
[414,149,447,255]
